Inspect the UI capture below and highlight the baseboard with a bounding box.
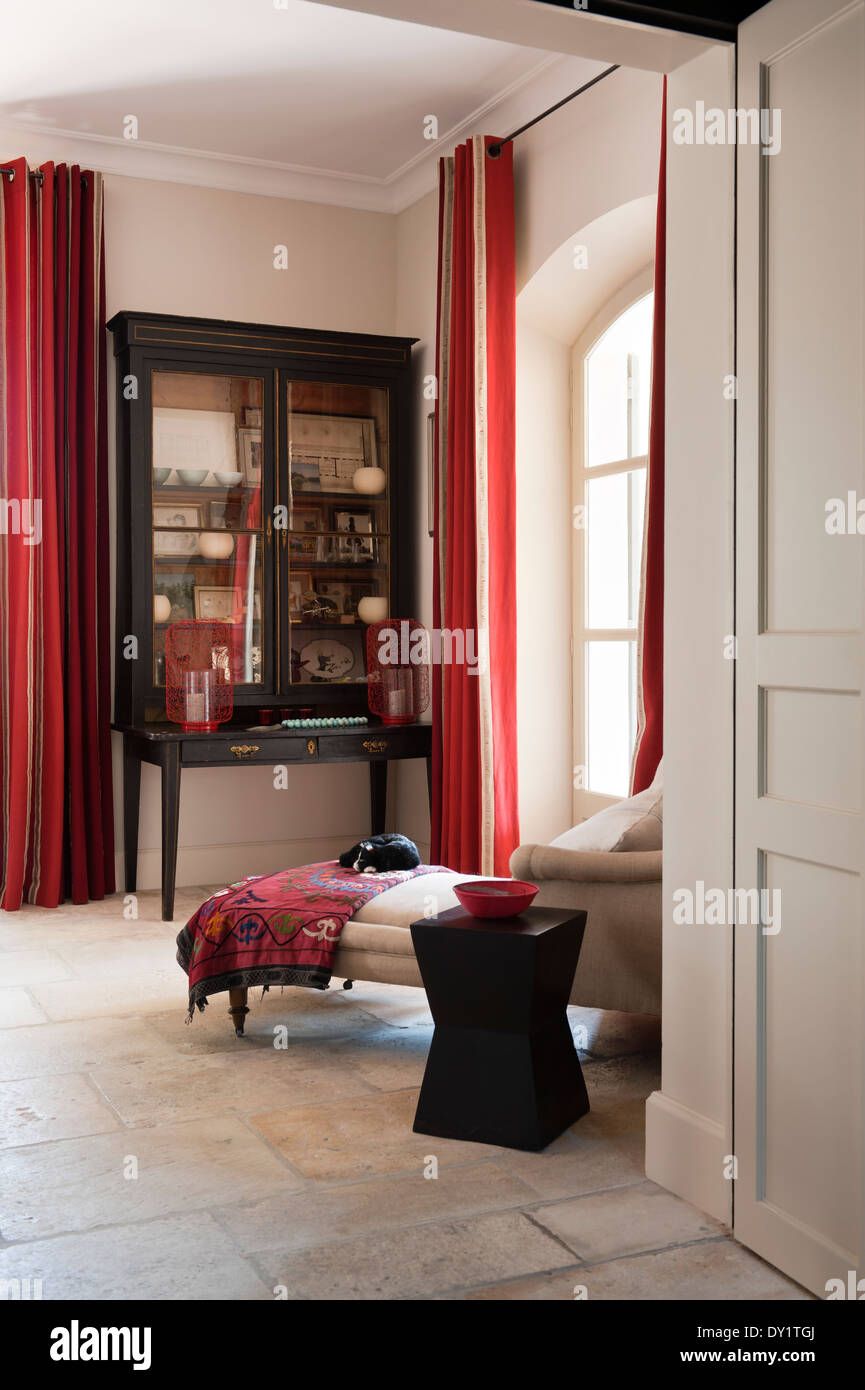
[645,1090,732,1226]
[116,836,435,893]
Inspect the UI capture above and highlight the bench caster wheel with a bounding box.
[343,979,354,990]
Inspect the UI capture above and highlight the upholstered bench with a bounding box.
[222,852,657,1034]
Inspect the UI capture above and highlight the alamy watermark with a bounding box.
[673,102,781,156]
[0,498,42,545]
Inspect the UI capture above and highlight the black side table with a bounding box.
[410,905,589,1151]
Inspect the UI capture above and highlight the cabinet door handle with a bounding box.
[363,738,388,753]
[230,744,260,759]
[306,739,317,756]
[266,515,272,538]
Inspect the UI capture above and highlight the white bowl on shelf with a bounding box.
[213,471,243,487]
[357,595,388,624]
[199,531,236,560]
[352,466,386,495]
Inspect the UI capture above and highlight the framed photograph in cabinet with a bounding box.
[334,507,375,561]
[154,572,196,621]
[154,529,200,558]
[289,572,313,622]
[153,503,204,530]
[238,428,262,486]
[194,586,235,621]
[291,630,366,682]
[290,504,325,558]
[289,413,377,493]
[153,407,236,483]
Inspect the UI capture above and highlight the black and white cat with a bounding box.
[339,833,422,874]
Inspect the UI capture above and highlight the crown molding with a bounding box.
[0,54,605,215]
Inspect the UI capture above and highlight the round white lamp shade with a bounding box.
[352,466,386,495]
[357,595,388,624]
[153,594,172,624]
[198,531,236,560]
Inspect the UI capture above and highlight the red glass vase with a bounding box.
[165,621,233,732]
[366,618,430,726]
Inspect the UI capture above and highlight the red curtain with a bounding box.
[432,136,519,875]
[0,159,114,909]
[631,79,667,794]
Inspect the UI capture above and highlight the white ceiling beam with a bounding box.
[303,0,719,72]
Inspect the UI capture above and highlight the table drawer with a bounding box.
[325,728,431,760]
[183,737,319,766]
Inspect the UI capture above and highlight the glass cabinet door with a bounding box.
[285,379,389,689]
[150,370,269,689]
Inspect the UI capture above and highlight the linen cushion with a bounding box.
[549,782,663,854]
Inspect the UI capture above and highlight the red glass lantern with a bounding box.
[366,618,430,726]
[165,621,233,732]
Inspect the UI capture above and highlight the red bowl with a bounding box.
[453,879,539,918]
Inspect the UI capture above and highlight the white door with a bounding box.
[736,0,865,1296]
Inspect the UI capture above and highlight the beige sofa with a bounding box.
[508,843,661,1016]
[227,852,661,1032]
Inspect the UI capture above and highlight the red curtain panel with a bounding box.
[631,78,667,794]
[0,159,114,909]
[432,136,519,876]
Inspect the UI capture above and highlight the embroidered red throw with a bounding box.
[176,860,444,1016]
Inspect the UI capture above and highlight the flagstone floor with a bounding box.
[0,889,812,1301]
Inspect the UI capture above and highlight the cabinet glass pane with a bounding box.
[151,371,265,687]
[286,380,389,687]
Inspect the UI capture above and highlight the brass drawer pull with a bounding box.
[306,738,317,755]
[230,744,260,760]
[363,738,388,753]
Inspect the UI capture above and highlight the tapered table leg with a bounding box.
[161,743,181,922]
[370,759,387,835]
[123,736,141,892]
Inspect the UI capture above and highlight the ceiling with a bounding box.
[0,0,609,212]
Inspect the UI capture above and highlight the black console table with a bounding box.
[117,721,432,921]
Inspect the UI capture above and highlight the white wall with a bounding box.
[644,44,736,1223]
[100,173,399,894]
[514,319,572,843]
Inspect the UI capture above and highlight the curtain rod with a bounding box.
[487,63,620,158]
[0,167,88,186]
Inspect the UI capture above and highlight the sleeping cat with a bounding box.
[339,833,422,874]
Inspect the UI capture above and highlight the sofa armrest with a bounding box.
[509,844,662,884]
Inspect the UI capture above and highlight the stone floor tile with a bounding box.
[250,1087,501,1179]
[530,1179,725,1262]
[0,1116,301,1241]
[254,1209,576,1300]
[0,1074,121,1148]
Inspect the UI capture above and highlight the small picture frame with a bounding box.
[315,580,352,616]
[194,585,235,621]
[238,428,262,487]
[289,571,313,622]
[290,504,325,558]
[208,500,230,529]
[153,529,200,558]
[242,407,262,428]
[333,507,375,561]
[290,456,321,493]
[154,573,195,621]
[291,629,366,683]
[153,503,203,530]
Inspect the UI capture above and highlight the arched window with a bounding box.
[573,283,653,814]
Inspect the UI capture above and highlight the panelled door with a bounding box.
[736,0,865,1295]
